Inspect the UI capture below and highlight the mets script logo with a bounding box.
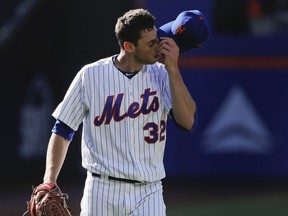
[94,88,159,126]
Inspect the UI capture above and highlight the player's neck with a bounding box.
[116,53,142,73]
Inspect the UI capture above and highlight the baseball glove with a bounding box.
[23,183,72,216]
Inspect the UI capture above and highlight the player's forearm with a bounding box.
[169,68,196,130]
[43,133,70,184]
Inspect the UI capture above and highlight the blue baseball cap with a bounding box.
[158,10,210,53]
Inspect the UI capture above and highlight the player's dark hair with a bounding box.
[115,8,156,48]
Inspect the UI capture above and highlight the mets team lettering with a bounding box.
[94,88,159,126]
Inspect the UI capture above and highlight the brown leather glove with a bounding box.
[23,183,72,216]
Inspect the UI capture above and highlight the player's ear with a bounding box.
[123,41,134,53]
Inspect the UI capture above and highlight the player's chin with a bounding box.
[156,54,164,64]
[153,54,160,62]
[146,55,158,64]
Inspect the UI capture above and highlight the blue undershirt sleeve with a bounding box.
[51,119,75,141]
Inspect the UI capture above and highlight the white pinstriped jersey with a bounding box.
[52,55,172,182]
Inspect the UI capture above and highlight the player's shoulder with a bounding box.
[82,56,114,71]
[144,62,167,75]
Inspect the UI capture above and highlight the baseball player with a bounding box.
[38,8,206,216]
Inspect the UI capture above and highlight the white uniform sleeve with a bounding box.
[157,63,172,114]
[52,68,87,131]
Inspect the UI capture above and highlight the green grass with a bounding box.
[167,195,288,216]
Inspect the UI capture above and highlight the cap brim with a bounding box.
[158,21,174,38]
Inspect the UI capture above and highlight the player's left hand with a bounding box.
[158,37,179,70]
[22,183,73,216]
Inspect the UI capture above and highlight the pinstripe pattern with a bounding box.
[80,172,166,216]
[52,55,171,215]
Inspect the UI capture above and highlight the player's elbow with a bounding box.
[183,117,195,131]
[176,109,198,132]
[174,115,195,132]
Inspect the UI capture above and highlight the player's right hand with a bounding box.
[158,37,179,71]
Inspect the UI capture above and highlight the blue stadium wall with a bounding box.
[146,0,288,179]
[1,0,288,185]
